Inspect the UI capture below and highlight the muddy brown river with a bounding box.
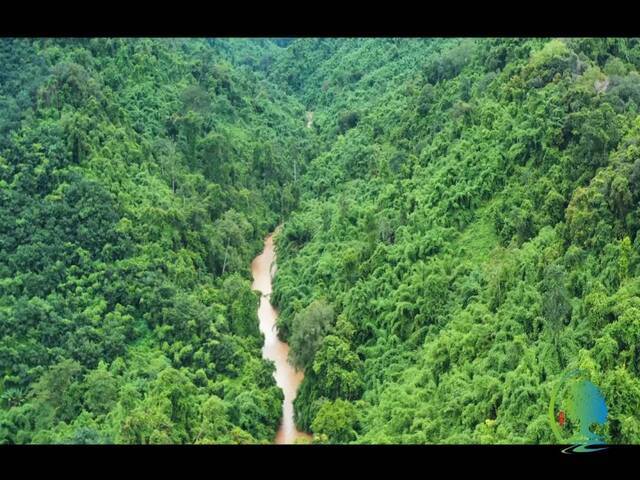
[251,232,312,444]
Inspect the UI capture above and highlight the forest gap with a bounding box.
[251,231,312,444]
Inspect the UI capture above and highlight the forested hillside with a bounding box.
[0,38,314,443]
[2,37,640,445]
[270,38,640,444]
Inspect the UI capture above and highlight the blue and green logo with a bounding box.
[548,369,608,453]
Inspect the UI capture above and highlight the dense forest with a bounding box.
[1,37,640,444]
[0,38,314,443]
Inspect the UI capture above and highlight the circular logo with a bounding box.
[548,369,608,453]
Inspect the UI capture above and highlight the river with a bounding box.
[251,231,313,444]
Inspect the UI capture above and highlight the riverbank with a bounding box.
[251,232,313,444]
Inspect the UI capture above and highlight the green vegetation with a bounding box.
[2,37,640,444]
[270,38,640,444]
[0,38,312,444]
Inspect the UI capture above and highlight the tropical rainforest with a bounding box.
[1,37,640,444]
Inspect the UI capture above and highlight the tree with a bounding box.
[181,85,210,114]
[288,300,335,371]
[31,359,83,420]
[311,317,364,400]
[417,84,436,116]
[618,236,632,283]
[194,395,230,443]
[221,274,260,338]
[71,427,103,445]
[149,368,198,442]
[541,264,571,329]
[83,362,119,416]
[311,399,358,443]
[338,111,360,134]
[118,401,174,444]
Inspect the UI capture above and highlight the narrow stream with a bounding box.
[251,232,312,444]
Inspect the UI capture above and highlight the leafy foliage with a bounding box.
[270,38,640,444]
[4,37,640,445]
[0,38,308,444]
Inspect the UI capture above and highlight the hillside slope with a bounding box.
[270,38,640,443]
[3,37,640,445]
[0,38,312,444]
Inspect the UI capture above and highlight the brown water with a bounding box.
[251,232,313,444]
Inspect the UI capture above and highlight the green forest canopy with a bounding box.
[1,37,640,444]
